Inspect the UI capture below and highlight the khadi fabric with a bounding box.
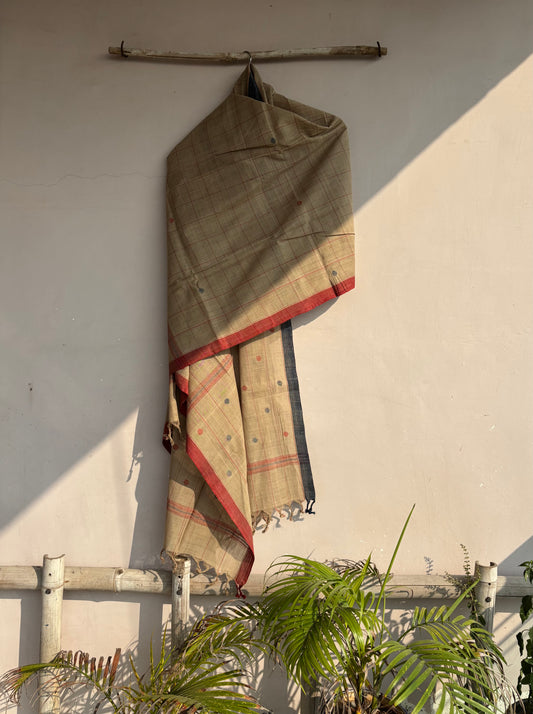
[163,64,355,590]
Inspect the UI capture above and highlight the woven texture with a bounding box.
[163,64,355,588]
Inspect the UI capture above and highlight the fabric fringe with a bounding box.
[251,510,272,533]
[163,375,183,454]
[160,550,238,595]
[252,499,315,533]
[161,548,188,574]
[162,421,173,453]
[162,422,181,454]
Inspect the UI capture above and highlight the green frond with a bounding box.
[124,664,262,714]
[171,603,264,678]
[0,649,123,711]
[245,506,514,714]
[0,607,264,714]
[378,635,502,714]
[376,504,416,611]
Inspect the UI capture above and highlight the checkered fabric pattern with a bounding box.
[163,64,355,589]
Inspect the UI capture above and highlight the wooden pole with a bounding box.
[108,44,387,63]
[6,565,530,599]
[0,565,173,593]
[171,557,191,651]
[39,554,65,714]
[475,562,498,633]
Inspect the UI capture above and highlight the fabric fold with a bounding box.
[163,63,355,587]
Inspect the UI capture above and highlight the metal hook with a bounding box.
[243,50,253,66]
[376,41,382,58]
[120,40,128,58]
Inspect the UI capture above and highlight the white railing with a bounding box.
[1,557,530,713]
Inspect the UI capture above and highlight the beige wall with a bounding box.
[1,0,532,711]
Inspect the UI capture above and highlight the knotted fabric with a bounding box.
[163,64,355,588]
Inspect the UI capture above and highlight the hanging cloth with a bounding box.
[163,63,355,589]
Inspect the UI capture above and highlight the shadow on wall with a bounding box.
[1,0,532,566]
[128,0,533,568]
[6,592,300,714]
[490,539,533,664]
[345,0,533,211]
[499,538,533,576]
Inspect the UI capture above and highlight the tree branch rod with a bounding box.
[108,43,387,63]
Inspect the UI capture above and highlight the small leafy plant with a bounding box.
[517,560,533,713]
[444,544,485,626]
[0,610,264,714]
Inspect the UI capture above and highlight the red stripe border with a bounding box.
[170,277,354,373]
[186,437,254,551]
[235,549,254,589]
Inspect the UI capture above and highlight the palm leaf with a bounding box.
[0,649,122,710]
[377,629,502,714]
[254,555,383,695]
[246,506,514,714]
[0,608,265,714]
[124,665,261,714]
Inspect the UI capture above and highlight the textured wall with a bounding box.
[1,1,532,711]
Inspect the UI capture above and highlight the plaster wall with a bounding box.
[1,1,532,711]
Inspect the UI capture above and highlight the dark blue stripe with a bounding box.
[280,321,315,503]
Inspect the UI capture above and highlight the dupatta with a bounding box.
[163,64,355,589]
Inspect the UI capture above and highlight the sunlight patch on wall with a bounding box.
[356,52,533,223]
[348,51,533,570]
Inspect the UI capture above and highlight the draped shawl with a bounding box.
[163,64,355,590]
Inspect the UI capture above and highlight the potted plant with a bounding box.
[516,560,533,714]
[248,506,514,714]
[0,609,265,713]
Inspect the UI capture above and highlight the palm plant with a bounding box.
[250,506,514,714]
[0,608,265,714]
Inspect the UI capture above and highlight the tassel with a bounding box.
[305,499,316,514]
[235,584,246,599]
[252,510,272,533]
[162,422,173,454]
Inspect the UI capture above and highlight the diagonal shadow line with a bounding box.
[1,1,531,571]
[129,1,533,568]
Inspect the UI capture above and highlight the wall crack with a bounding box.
[0,171,164,188]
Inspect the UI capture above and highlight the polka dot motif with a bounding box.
[265,407,270,413]
[277,380,283,386]
[297,200,302,205]
[197,428,203,435]
[331,270,338,276]
[252,437,258,443]
[283,431,289,437]
[169,218,174,223]
[198,287,205,293]
[226,434,232,441]
[256,355,262,361]
[224,398,230,404]
[226,470,232,477]
[184,479,189,486]
[242,385,248,391]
